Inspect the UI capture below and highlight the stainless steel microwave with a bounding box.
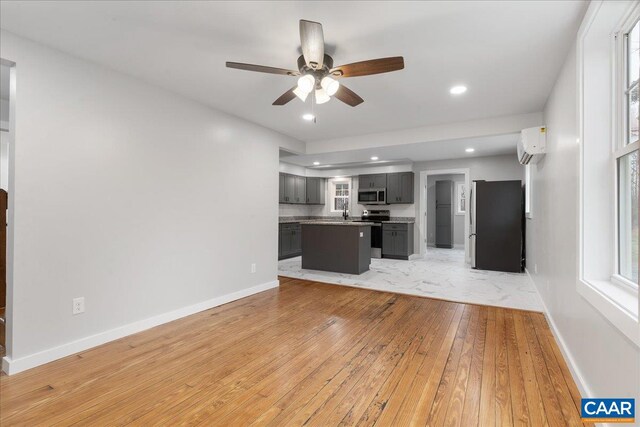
[357,188,387,205]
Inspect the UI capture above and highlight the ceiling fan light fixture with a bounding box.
[321,76,340,96]
[297,74,315,94]
[315,88,331,104]
[302,113,315,121]
[293,87,309,102]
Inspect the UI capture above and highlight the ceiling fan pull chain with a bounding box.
[312,90,316,123]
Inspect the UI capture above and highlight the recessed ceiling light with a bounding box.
[371,156,379,161]
[465,148,475,153]
[313,161,320,166]
[302,113,315,121]
[450,85,467,95]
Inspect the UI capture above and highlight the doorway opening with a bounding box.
[418,169,470,263]
[0,58,15,362]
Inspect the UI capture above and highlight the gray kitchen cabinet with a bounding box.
[279,223,302,259]
[358,174,387,189]
[435,180,454,248]
[305,177,326,205]
[387,172,414,204]
[381,223,414,260]
[279,173,286,203]
[294,176,306,203]
[281,173,296,203]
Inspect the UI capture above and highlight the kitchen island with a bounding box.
[301,221,373,274]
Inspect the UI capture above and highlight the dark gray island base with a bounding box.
[301,222,372,274]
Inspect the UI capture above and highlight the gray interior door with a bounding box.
[435,180,454,248]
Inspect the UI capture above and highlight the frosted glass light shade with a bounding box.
[321,76,339,96]
[315,88,330,104]
[293,87,309,102]
[297,75,315,94]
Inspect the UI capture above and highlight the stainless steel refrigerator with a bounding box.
[469,180,524,273]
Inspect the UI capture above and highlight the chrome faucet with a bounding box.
[342,203,349,220]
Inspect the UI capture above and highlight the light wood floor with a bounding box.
[1,277,589,426]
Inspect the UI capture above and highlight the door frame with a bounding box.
[418,168,470,263]
[1,58,16,372]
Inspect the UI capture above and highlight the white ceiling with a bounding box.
[0,1,586,143]
[281,133,520,168]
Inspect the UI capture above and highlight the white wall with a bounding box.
[426,174,465,247]
[1,30,301,373]
[526,42,639,402]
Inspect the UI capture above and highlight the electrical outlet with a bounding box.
[251,263,256,274]
[72,297,85,315]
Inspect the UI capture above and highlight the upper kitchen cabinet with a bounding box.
[280,173,297,203]
[359,174,387,189]
[279,173,286,203]
[294,175,306,204]
[387,172,415,204]
[306,177,326,205]
[279,173,322,204]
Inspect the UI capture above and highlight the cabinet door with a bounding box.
[294,176,306,204]
[317,178,326,204]
[382,230,395,256]
[284,174,296,203]
[359,174,387,189]
[306,177,322,204]
[359,175,373,189]
[400,172,414,203]
[395,231,408,256]
[291,227,302,254]
[387,173,401,203]
[279,173,286,203]
[279,227,291,256]
[372,174,387,188]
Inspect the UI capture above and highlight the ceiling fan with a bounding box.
[226,19,405,107]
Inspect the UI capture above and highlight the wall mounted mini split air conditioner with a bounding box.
[517,126,547,165]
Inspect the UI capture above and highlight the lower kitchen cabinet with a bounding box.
[382,223,414,260]
[279,223,302,260]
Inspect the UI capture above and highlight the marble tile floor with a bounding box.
[278,248,542,312]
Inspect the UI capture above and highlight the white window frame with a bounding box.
[613,13,639,289]
[578,1,639,348]
[329,178,351,213]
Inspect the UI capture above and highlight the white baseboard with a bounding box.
[2,279,279,375]
[524,269,593,399]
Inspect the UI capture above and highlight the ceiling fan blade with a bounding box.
[299,20,324,69]
[272,87,298,106]
[331,56,404,78]
[226,62,300,76]
[334,84,364,107]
